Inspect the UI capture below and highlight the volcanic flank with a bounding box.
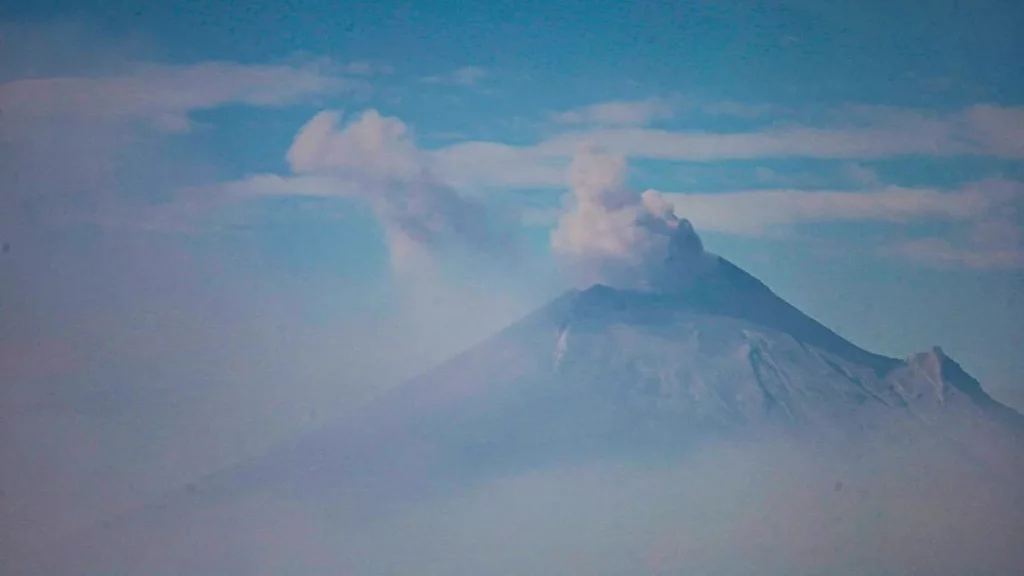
[109,222,1021,485]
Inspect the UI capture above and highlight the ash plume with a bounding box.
[551,146,715,290]
[287,110,513,269]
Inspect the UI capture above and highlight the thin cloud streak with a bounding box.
[658,179,1024,270]
[552,98,676,127]
[0,61,365,132]
[887,238,1024,270]
[421,66,489,86]
[427,105,1024,190]
[537,123,956,161]
[660,179,1021,235]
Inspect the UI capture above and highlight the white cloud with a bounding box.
[552,97,785,127]
[959,104,1024,159]
[574,104,1024,161]
[656,178,1024,270]
[700,100,782,118]
[888,238,1024,270]
[660,179,1019,236]
[968,216,1023,251]
[422,66,489,86]
[339,61,393,76]
[0,61,363,132]
[214,173,348,199]
[552,98,675,127]
[536,122,958,161]
[425,105,1024,193]
[0,39,371,238]
[540,103,963,161]
[839,162,880,187]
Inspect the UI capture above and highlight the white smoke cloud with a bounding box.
[551,147,713,290]
[287,110,421,179]
[286,109,513,271]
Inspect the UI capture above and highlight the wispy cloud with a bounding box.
[700,100,783,118]
[421,66,488,86]
[0,23,371,239]
[658,178,1024,269]
[371,104,1024,223]
[557,104,1024,160]
[552,98,675,127]
[888,238,1024,270]
[0,61,365,133]
[661,179,1019,236]
[425,105,1024,188]
[959,104,1024,159]
[536,122,956,161]
[550,97,782,127]
[338,61,394,76]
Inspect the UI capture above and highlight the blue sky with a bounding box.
[1,0,1023,541]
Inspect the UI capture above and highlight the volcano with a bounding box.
[48,233,1024,576]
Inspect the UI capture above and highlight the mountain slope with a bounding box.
[42,252,1024,576]
[118,253,1023,509]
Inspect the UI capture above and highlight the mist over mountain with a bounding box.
[37,219,1024,576]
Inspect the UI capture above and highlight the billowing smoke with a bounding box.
[551,147,714,290]
[287,110,512,270]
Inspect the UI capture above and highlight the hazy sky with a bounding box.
[1,0,1023,559]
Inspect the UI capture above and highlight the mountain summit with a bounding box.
[550,273,1022,438]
